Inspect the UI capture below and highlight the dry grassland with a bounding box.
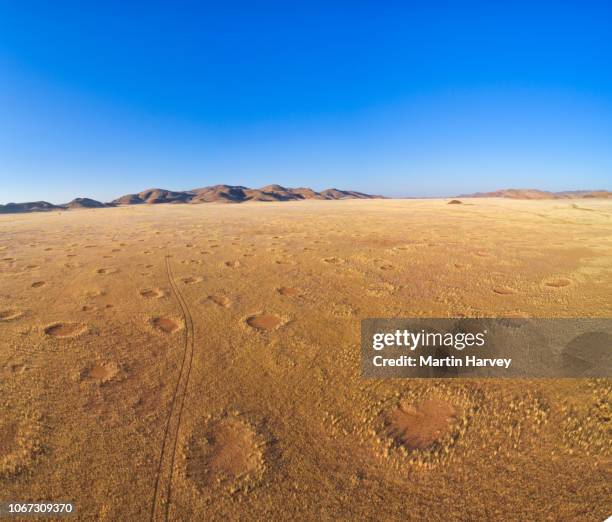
[1,198,611,520]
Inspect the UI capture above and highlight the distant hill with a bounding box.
[0,201,63,213]
[0,185,382,214]
[112,188,193,205]
[0,198,112,213]
[459,189,612,199]
[63,198,111,209]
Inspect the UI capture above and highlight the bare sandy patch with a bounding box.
[44,322,87,338]
[150,316,181,334]
[185,416,265,493]
[139,288,165,299]
[87,361,120,383]
[207,295,231,308]
[383,398,457,451]
[182,276,203,285]
[246,314,283,331]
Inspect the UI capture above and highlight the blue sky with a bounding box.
[1,1,611,203]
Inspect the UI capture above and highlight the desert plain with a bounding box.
[0,198,611,521]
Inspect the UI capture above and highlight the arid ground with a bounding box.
[1,198,610,521]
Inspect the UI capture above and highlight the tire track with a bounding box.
[150,255,195,522]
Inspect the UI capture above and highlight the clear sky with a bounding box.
[1,1,611,203]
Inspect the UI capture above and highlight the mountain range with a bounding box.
[458,189,612,199]
[0,185,382,213]
[2,186,611,214]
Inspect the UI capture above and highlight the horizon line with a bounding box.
[2,185,612,207]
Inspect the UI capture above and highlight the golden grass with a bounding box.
[0,198,611,520]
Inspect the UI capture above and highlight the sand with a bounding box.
[0,198,610,520]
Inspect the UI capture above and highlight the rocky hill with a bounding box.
[0,201,64,213]
[64,198,111,209]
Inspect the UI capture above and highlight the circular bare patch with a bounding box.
[44,322,87,338]
[246,314,282,331]
[185,417,265,494]
[384,398,457,451]
[150,316,180,334]
[87,361,120,383]
[139,288,164,299]
[207,295,231,308]
[182,276,203,285]
[375,386,548,471]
